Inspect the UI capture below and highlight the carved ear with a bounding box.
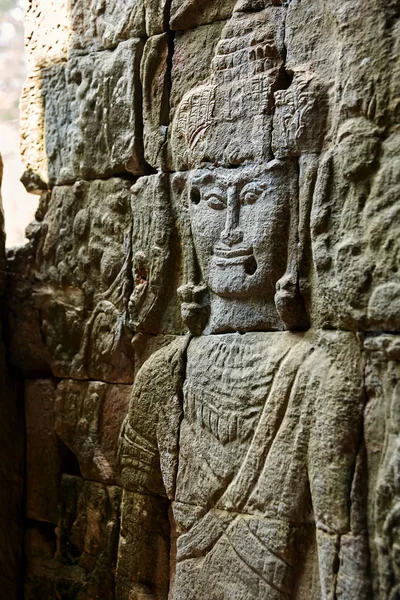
[178,284,210,336]
[275,272,309,331]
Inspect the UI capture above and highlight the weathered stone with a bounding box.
[13,1,400,599]
[121,330,369,597]
[55,380,130,484]
[167,20,225,170]
[364,335,400,598]
[56,475,121,599]
[311,127,400,330]
[25,379,60,524]
[70,0,146,51]
[20,74,48,191]
[129,174,183,334]
[170,9,286,170]
[170,0,236,31]
[141,34,169,170]
[21,39,145,186]
[116,490,170,600]
[31,178,134,382]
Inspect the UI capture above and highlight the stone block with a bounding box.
[31,178,134,382]
[21,39,145,186]
[70,0,146,52]
[170,0,236,31]
[129,174,183,334]
[116,490,170,600]
[311,128,400,330]
[25,0,146,69]
[55,380,131,484]
[25,0,71,69]
[25,379,61,524]
[141,33,169,170]
[363,335,400,597]
[57,475,121,599]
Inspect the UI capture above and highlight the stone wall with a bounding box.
[7,0,400,598]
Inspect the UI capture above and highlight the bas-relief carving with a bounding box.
[116,3,394,599]
[32,179,135,382]
[311,122,400,331]
[364,336,400,599]
[22,38,145,187]
[17,0,400,599]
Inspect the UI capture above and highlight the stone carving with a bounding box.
[25,475,121,599]
[311,123,400,330]
[55,380,131,485]
[71,0,146,51]
[10,0,400,598]
[364,335,400,598]
[32,178,134,382]
[129,174,183,333]
[21,39,145,187]
[120,331,369,598]
[170,7,286,170]
[178,160,307,333]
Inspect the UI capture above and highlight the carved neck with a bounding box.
[204,294,285,334]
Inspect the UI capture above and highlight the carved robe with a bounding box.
[119,332,369,599]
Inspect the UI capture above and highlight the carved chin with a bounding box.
[206,258,262,298]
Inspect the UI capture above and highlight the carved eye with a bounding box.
[241,185,261,205]
[204,189,226,210]
[206,195,226,210]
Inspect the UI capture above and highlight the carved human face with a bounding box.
[188,161,294,300]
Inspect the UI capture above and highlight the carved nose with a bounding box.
[220,227,243,246]
[220,186,243,246]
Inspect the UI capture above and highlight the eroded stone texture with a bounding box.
[120,330,370,598]
[12,0,400,598]
[116,490,170,600]
[25,379,61,524]
[55,380,130,484]
[129,174,183,334]
[11,178,135,382]
[170,0,236,31]
[25,475,121,600]
[364,335,400,599]
[21,39,145,187]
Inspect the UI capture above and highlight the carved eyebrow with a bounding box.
[203,187,225,200]
[189,172,215,186]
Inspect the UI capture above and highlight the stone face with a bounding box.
[12,0,400,599]
[55,380,131,484]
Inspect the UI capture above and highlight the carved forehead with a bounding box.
[188,160,287,188]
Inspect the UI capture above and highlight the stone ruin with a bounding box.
[0,0,400,598]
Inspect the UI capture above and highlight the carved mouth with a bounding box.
[214,246,253,259]
[213,247,257,272]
